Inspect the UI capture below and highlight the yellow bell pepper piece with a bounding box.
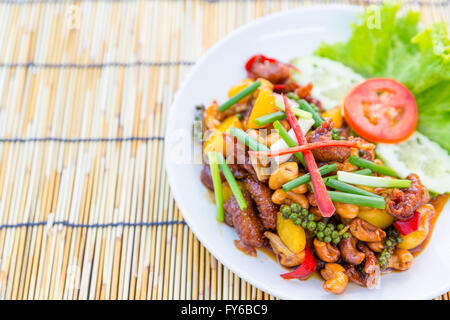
[222,182,233,203]
[358,207,394,229]
[322,106,342,128]
[228,79,254,104]
[276,213,306,254]
[247,89,278,129]
[255,78,274,92]
[204,115,243,155]
[218,115,243,133]
[203,129,225,155]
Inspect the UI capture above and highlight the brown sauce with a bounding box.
[409,194,449,256]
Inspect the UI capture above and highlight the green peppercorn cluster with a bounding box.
[280,203,350,245]
[378,228,403,268]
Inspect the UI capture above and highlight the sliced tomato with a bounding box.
[343,78,418,143]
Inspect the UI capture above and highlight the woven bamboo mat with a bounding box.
[0,0,448,300]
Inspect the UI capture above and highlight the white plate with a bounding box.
[165,5,450,300]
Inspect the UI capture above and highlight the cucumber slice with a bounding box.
[290,55,364,110]
[376,132,450,194]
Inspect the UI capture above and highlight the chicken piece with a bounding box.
[247,56,291,84]
[386,174,429,220]
[223,191,265,252]
[306,119,351,162]
[200,165,224,190]
[243,175,278,230]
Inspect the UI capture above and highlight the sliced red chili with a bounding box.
[282,95,335,217]
[280,244,316,280]
[245,54,278,71]
[273,84,288,91]
[248,140,373,158]
[245,54,300,73]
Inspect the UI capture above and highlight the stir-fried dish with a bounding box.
[194,3,449,295]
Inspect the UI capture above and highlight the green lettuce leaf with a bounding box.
[315,2,450,151]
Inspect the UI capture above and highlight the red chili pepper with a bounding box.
[245,54,301,73]
[273,84,288,91]
[245,54,278,71]
[280,244,316,280]
[282,95,335,217]
[248,140,373,158]
[393,211,421,235]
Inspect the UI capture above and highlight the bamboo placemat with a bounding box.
[0,0,448,300]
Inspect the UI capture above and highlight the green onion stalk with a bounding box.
[215,152,247,210]
[229,127,269,152]
[325,178,383,199]
[348,155,397,177]
[282,163,338,192]
[275,99,313,119]
[337,171,411,188]
[218,80,261,112]
[207,152,224,222]
[287,93,323,128]
[328,191,386,209]
[254,111,286,126]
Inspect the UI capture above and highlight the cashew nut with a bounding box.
[358,243,380,289]
[285,192,309,209]
[264,231,305,267]
[320,263,349,295]
[339,234,365,265]
[314,238,340,262]
[341,159,358,172]
[307,192,317,207]
[268,162,298,190]
[280,250,306,267]
[271,189,287,205]
[290,181,308,194]
[334,202,359,219]
[309,207,323,221]
[387,248,414,271]
[367,241,384,253]
[271,189,308,209]
[349,218,386,242]
[398,204,435,250]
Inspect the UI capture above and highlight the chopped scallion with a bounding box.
[229,127,269,151]
[282,163,337,192]
[275,99,313,119]
[296,99,323,128]
[325,178,383,198]
[328,191,386,209]
[254,111,286,126]
[207,152,224,221]
[218,80,261,112]
[348,155,397,177]
[337,171,412,188]
[325,168,372,181]
[216,152,247,210]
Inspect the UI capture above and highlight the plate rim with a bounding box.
[164,4,450,300]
